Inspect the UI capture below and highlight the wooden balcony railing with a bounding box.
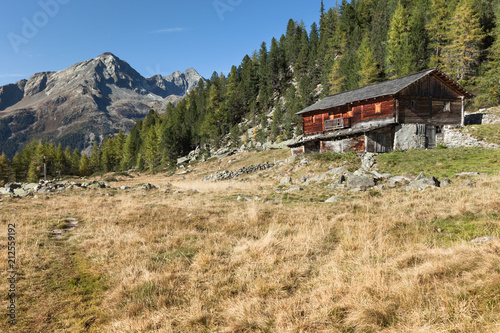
[324,117,351,131]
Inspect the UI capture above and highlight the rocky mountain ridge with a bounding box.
[0,52,203,157]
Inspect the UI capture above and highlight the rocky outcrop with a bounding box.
[0,180,112,197]
[0,52,204,158]
[202,162,275,181]
[442,126,499,149]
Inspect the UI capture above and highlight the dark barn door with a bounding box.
[426,125,436,149]
[375,133,387,153]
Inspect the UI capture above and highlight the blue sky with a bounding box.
[0,0,324,86]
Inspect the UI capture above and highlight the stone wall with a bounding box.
[393,124,427,151]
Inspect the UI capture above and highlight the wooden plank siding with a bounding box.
[351,96,395,124]
[397,74,463,125]
[303,97,394,136]
[303,105,351,135]
[399,75,461,99]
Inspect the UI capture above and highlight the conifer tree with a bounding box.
[27,159,39,183]
[386,1,412,78]
[358,34,380,86]
[476,7,500,105]
[268,38,286,93]
[427,0,452,67]
[329,56,346,94]
[442,0,485,84]
[70,148,81,176]
[295,31,310,76]
[79,154,91,177]
[89,141,101,173]
[144,126,159,173]
[54,143,67,177]
[11,153,22,181]
[0,153,10,185]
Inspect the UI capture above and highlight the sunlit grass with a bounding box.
[1,149,499,332]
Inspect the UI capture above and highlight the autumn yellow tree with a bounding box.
[442,0,484,85]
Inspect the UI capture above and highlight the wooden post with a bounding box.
[43,156,46,181]
[461,96,465,127]
[395,99,399,123]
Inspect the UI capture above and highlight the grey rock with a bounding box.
[361,153,377,171]
[454,172,487,176]
[300,158,311,165]
[283,186,303,193]
[280,177,293,185]
[202,162,274,182]
[389,176,413,185]
[135,183,156,190]
[89,181,109,189]
[371,170,392,180]
[0,188,12,195]
[325,196,341,203]
[177,156,190,165]
[327,166,346,176]
[120,186,131,190]
[441,179,452,187]
[13,188,31,197]
[471,236,496,244]
[407,174,440,190]
[237,196,252,202]
[23,183,38,190]
[347,174,375,189]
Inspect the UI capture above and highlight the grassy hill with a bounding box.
[1,147,499,332]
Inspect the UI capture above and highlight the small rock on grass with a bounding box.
[325,196,340,203]
[471,236,496,244]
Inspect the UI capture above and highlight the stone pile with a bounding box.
[0,180,112,197]
[202,162,275,182]
[443,127,499,149]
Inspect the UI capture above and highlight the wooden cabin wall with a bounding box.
[302,106,350,135]
[399,75,461,99]
[398,74,463,125]
[351,96,395,125]
[303,111,328,135]
[398,96,461,125]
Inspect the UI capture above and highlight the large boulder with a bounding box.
[347,174,375,189]
[407,173,440,190]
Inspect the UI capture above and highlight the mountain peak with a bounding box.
[97,52,119,60]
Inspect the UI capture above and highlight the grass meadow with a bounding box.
[1,148,499,332]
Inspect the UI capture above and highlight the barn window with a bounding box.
[375,103,381,113]
[410,100,417,110]
[443,101,451,112]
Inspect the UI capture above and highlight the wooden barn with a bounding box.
[288,68,474,155]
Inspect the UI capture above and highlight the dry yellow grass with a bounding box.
[1,150,499,332]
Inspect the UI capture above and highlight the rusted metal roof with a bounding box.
[297,68,474,115]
